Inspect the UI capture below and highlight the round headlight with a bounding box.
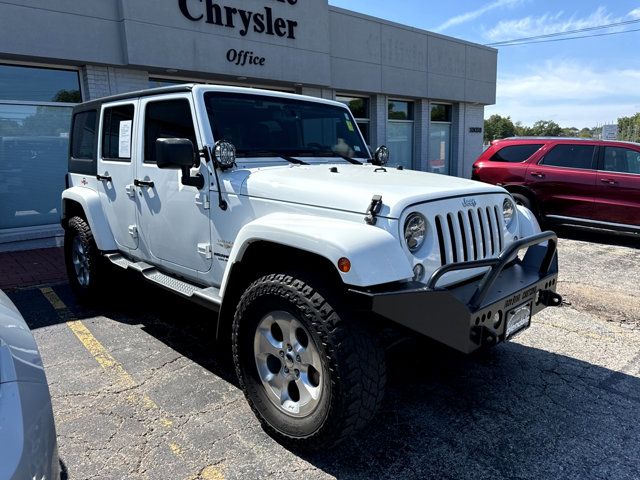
[373,145,390,166]
[503,198,515,227]
[404,213,427,253]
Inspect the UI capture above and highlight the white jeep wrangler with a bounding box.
[62,84,562,449]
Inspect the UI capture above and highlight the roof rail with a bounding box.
[496,136,640,146]
[501,136,595,141]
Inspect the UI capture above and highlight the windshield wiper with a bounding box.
[240,151,308,165]
[305,151,364,165]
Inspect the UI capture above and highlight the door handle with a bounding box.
[96,174,112,182]
[134,179,155,188]
[600,178,618,185]
[530,171,545,179]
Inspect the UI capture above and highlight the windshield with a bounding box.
[204,92,369,159]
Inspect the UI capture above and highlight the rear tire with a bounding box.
[64,216,105,301]
[232,273,386,450]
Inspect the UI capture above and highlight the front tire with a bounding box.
[64,216,104,301]
[232,274,386,450]
[512,192,545,224]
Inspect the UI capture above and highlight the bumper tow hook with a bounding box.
[538,290,563,307]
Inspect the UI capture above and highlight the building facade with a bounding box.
[0,0,497,249]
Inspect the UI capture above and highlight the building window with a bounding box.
[388,100,414,169]
[0,64,81,230]
[336,95,370,146]
[430,104,452,122]
[0,64,81,103]
[428,103,452,174]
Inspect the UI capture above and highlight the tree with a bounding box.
[514,121,532,137]
[484,114,516,142]
[578,128,592,138]
[561,127,579,137]
[529,120,562,137]
[53,89,81,103]
[618,113,640,142]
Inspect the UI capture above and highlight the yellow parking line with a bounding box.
[40,286,67,310]
[38,287,196,468]
[169,442,184,457]
[188,465,226,480]
[67,319,136,384]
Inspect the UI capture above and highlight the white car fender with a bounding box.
[220,213,414,296]
[517,204,542,238]
[61,187,117,251]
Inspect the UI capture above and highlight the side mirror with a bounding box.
[373,145,390,166]
[156,138,204,189]
[156,138,196,170]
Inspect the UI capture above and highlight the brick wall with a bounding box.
[81,66,149,100]
[414,100,429,171]
[370,95,387,154]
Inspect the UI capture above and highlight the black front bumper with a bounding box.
[350,231,562,354]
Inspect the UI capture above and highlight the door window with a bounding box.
[101,105,135,161]
[540,144,596,169]
[491,144,542,163]
[602,146,640,174]
[144,99,197,163]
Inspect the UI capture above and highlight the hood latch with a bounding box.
[365,195,383,225]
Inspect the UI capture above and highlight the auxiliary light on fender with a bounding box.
[338,257,351,273]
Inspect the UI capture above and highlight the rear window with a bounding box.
[71,110,97,160]
[540,144,596,170]
[490,144,542,163]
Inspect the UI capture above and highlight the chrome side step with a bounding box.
[105,253,221,307]
[546,215,640,233]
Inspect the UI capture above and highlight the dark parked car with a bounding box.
[472,137,640,233]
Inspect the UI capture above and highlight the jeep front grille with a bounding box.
[435,206,504,265]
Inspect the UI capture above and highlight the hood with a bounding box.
[241,163,506,218]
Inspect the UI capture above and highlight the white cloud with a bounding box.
[485,6,628,42]
[629,7,640,19]
[488,61,640,127]
[434,0,523,32]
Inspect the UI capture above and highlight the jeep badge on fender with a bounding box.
[61,84,562,450]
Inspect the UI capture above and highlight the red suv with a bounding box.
[472,138,640,233]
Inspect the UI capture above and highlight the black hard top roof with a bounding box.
[73,84,196,112]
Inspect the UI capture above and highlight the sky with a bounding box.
[328,0,640,129]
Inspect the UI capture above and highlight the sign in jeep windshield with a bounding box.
[204,92,369,159]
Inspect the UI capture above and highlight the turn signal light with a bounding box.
[337,257,351,273]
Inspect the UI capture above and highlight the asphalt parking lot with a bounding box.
[7,227,640,480]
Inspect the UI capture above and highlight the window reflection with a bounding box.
[0,104,72,229]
